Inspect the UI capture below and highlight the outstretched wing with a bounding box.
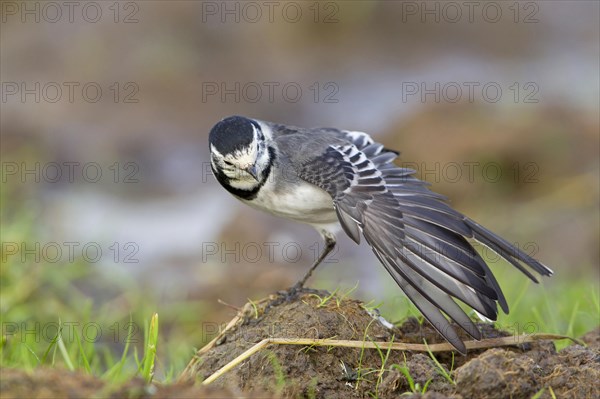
[295,132,553,354]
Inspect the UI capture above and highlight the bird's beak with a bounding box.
[245,165,259,181]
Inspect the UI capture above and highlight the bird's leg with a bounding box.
[292,231,336,291]
[266,232,336,309]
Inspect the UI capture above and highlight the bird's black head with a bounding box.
[209,115,260,156]
[209,116,272,188]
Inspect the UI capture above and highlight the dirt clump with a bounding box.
[454,348,542,398]
[186,290,600,399]
[580,326,600,349]
[538,344,600,399]
[186,290,407,398]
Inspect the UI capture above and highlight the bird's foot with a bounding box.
[266,284,323,311]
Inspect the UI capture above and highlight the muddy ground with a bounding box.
[2,291,598,399]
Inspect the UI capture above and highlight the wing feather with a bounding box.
[289,128,552,352]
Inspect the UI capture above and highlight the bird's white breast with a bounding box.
[245,179,338,225]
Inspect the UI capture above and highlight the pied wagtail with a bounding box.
[208,115,553,353]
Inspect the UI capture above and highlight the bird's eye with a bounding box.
[223,160,233,166]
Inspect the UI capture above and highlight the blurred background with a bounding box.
[2,1,598,378]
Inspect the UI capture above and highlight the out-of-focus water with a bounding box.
[3,1,598,297]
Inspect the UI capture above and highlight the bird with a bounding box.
[208,115,553,353]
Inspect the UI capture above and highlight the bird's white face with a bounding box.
[210,140,258,181]
[210,121,272,189]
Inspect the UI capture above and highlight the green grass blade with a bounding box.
[391,363,415,392]
[141,313,159,383]
[40,326,61,364]
[424,340,454,385]
[57,325,75,371]
[22,343,41,367]
[531,388,545,399]
[74,328,91,373]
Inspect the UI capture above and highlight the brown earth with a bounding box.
[0,367,276,399]
[2,291,598,399]
[184,290,600,399]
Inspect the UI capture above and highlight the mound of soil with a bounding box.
[184,290,600,399]
[2,292,597,398]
